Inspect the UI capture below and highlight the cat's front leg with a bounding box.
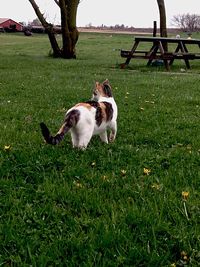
[109,121,117,142]
[99,131,108,143]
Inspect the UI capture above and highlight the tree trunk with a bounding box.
[59,0,72,58]
[59,0,79,58]
[28,0,79,59]
[157,0,167,37]
[157,0,168,50]
[66,0,79,58]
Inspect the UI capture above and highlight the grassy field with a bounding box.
[0,32,200,266]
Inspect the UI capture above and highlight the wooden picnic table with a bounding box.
[120,36,200,71]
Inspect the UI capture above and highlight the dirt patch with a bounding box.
[78,28,152,35]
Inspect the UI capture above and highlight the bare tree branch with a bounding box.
[28,0,49,27]
[28,0,61,57]
[172,13,200,32]
[28,0,80,58]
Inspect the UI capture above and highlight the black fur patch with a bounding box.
[40,122,63,145]
[65,109,80,127]
[103,84,112,97]
[52,133,64,145]
[40,122,51,142]
[40,109,80,145]
[85,100,113,126]
[102,102,113,121]
[85,100,103,126]
[95,106,103,126]
[85,100,100,108]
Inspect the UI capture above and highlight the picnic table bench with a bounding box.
[120,36,200,71]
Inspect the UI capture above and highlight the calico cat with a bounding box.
[40,79,118,149]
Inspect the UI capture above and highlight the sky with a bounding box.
[1,0,200,28]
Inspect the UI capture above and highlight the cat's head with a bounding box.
[92,79,113,100]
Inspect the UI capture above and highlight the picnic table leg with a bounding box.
[170,42,194,69]
[158,41,170,71]
[147,44,159,66]
[120,41,139,68]
[169,43,180,66]
[179,41,190,69]
[182,43,191,69]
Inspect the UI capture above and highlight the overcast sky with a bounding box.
[1,0,200,28]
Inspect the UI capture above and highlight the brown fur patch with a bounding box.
[57,123,67,135]
[94,81,113,98]
[75,103,93,110]
[95,102,113,126]
[99,103,107,121]
[57,109,80,135]
[102,83,112,97]
[95,82,107,97]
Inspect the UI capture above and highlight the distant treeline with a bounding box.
[23,25,62,34]
[0,24,183,35]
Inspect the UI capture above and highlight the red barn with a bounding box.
[0,18,23,32]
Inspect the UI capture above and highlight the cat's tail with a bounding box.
[40,109,80,145]
[40,122,67,145]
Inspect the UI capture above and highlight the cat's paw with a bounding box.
[109,134,115,143]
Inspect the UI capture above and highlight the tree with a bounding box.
[172,13,200,32]
[156,0,167,38]
[28,0,79,59]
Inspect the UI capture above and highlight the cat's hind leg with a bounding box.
[77,134,92,150]
[76,127,93,150]
[71,133,89,150]
[71,131,79,148]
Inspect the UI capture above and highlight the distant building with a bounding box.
[0,18,23,32]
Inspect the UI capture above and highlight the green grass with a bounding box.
[0,32,200,266]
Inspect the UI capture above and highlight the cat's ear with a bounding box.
[102,80,112,97]
[103,79,109,85]
[95,81,100,88]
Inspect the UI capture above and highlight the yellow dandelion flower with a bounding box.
[76,183,82,188]
[182,191,189,200]
[73,181,83,188]
[143,168,151,175]
[183,255,188,261]
[121,169,127,176]
[4,145,11,151]
[91,162,96,167]
[181,251,189,261]
[181,251,187,256]
[102,175,110,182]
[151,183,161,190]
